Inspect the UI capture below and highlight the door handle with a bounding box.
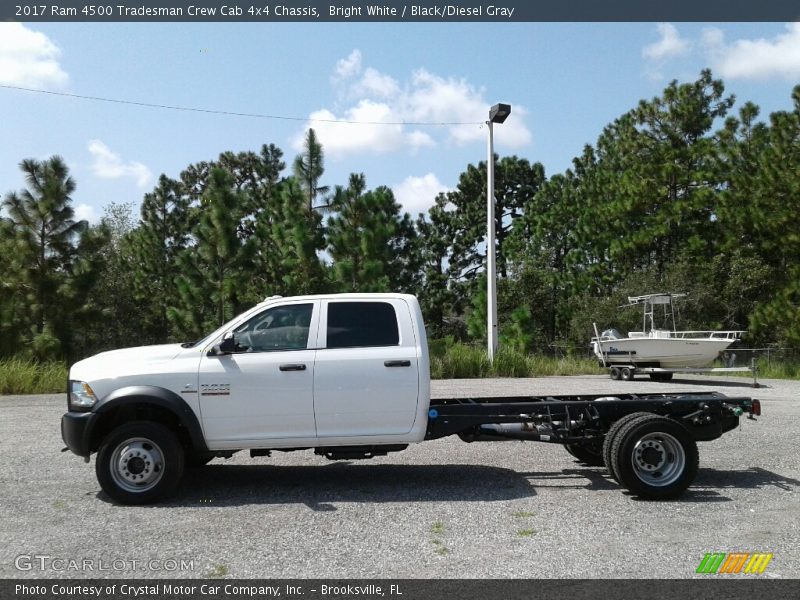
[279,363,307,372]
[384,360,411,367]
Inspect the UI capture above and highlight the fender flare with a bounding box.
[91,385,208,452]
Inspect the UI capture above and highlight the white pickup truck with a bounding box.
[62,293,759,504]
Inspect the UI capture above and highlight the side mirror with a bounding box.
[210,332,236,356]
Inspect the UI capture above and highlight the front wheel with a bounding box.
[610,415,698,499]
[96,421,184,504]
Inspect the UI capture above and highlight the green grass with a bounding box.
[206,564,229,578]
[517,528,537,537]
[430,520,449,555]
[511,510,535,518]
[718,358,800,380]
[430,343,603,379]
[0,358,67,395]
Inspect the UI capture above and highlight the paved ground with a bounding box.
[0,375,798,579]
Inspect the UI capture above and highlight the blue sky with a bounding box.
[1,22,799,222]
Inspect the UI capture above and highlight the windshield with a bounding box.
[179,304,263,349]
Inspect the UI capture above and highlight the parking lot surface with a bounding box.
[1,375,798,579]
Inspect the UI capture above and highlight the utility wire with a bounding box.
[0,83,484,126]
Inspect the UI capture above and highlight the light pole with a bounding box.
[486,102,510,362]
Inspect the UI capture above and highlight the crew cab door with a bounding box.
[313,299,420,438]
[198,300,319,446]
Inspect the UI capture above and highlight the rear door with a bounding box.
[313,299,420,437]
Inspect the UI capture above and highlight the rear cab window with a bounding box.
[326,302,400,349]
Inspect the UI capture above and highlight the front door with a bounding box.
[198,301,319,446]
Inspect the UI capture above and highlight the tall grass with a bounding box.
[757,360,800,380]
[430,343,603,379]
[0,358,67,395]
[720,357,800,381]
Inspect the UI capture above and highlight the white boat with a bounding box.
[591,293,744,369]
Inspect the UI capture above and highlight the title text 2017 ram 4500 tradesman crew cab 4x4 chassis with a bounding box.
[61,293,760,504]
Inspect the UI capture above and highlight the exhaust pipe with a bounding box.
[460,422,563,442]
[480,422,549,441]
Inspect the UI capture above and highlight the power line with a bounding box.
[0,83,483,127]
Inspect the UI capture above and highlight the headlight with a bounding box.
[69,380,97,411]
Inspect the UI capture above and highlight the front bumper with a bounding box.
[61,412,97,457]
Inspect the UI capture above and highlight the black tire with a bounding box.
[185,452,215,468]
[610,415,698,499]
[602,412,653,482]
[565,440,605,466]
[609,367,621,381]
[621,367,634,381]
[96,421,184,505]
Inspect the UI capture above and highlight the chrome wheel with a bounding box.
[109,437,165,493]
[630,432,685,487]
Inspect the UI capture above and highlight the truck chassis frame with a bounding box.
[425,391,759,498]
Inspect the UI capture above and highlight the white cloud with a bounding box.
[0,23,69,88]
[354,67,400,98]
[393,173,451,216]
[703,24,800,80]
[333,49,362,81]
[643,23,691,61]
[74,203,98,224]
[88,140,152,188]
[402,69,531,147]
[294,102,429,157]
[296,50,533,158]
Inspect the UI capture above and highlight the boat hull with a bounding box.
[593,338,736,369]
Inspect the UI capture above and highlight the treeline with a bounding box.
[1,70,799,362]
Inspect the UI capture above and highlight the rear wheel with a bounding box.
[610,415,698,499]
[602,412,653,482]
[620,367,635,381]
[565,440,604,466]
[609,367,621,381]
[96,421,184,504]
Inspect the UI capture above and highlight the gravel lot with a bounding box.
[1,375,798,579]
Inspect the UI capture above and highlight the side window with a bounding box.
[233,303,313,352]
[326,302,399,349]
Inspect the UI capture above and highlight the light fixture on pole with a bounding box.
[486,102,510,362]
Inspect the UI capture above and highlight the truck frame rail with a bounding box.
[427,391,760,498]
[426,391,758,443]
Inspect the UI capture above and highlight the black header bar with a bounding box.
[4,579,800,600]
[4,1,800,22]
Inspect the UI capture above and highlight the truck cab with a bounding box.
[62,293,430,503]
